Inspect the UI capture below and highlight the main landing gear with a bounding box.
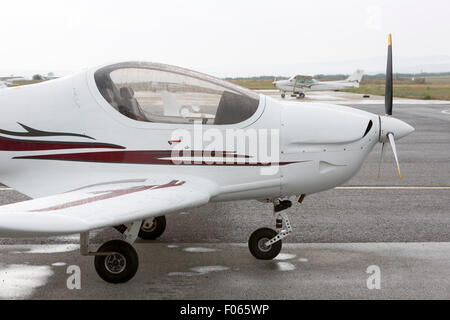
[83,216,167,283]
[115,216,166,240]
[296,93,306,99]
[81,219,143,283]
[248,199,293,260]
[281,92,286,99]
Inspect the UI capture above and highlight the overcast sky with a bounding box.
[1,0,449,77]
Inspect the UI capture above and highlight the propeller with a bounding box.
[377,34,414,179]
[385,34,393,116]
[387,132,402,179]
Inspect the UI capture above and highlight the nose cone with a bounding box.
[380,116,414,142]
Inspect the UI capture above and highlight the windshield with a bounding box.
[94,62,260,125]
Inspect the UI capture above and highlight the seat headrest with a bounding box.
[120,87,135,99]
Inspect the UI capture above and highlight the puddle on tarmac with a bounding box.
[274,253,297,260]
[183,247,217,253]
[275,262,296,271]
[0,264,54,299]
[191,266,229,273]
[11,244,79,254]
[168,265,229,277]
[51,262,67,267]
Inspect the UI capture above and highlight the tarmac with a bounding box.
[0,91,448,299]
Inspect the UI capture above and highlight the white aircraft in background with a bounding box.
[273,69,364,99]
[0,35,413,284]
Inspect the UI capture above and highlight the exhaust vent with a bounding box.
[363,120,373,138]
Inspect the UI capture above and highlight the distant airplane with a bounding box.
[0,76,26,83]
[273,70,364,99]
[43,72,59,80]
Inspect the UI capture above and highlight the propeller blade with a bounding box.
[377,142,386,179]
[385,34,393,116]
[387,133,402,179]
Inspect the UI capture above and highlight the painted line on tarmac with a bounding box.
[0,186,449,192]
[442,109,450,115]
[337,186,450,190]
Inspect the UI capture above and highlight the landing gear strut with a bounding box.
[248,199,293,260]
[82,220,142,283]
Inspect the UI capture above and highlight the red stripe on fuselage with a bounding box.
[15,150,296,166]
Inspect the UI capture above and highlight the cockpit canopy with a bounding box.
[289,75,317,84]
[94,62,260,125]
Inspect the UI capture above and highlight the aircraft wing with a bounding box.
[0,176,216,237]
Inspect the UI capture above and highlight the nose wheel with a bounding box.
[248,200,294,260]
[249,228,282,260]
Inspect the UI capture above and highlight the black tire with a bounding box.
[281,93,286,98]
[138,216,166,240]
[248,228,282,260]
[94,240,139,284]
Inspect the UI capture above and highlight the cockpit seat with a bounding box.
[119,87,147,121]
[214,91,259,125]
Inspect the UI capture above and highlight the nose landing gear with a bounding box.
[248,199,293,260]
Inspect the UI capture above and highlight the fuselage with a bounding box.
[274,79,360,93]
[0,63,378,202]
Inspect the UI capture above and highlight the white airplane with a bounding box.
[273,70,364,99]
[0,35,413,283]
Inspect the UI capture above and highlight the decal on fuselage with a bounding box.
[0,123,95,139]
[0,124,125,151]
[14,150,299,166]
[31,180,186,212]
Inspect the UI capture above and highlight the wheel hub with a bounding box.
[257,237,272,252]
[141,219,156,233]
[104,253,127,274]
